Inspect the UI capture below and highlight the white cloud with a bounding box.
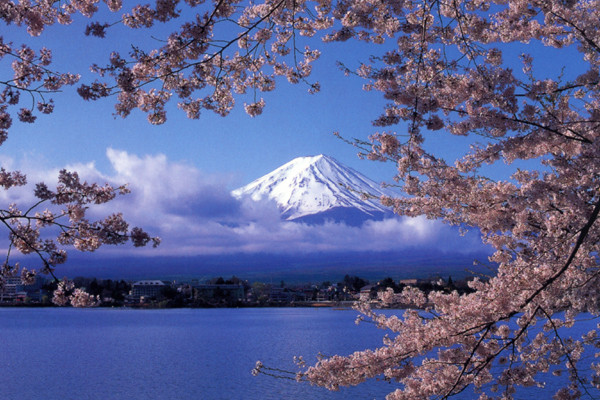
[0,149,487,258]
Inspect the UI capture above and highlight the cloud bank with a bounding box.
[0,149,488,258]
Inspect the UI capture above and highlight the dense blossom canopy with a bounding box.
[2,0,600,397]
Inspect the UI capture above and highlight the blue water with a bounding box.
[0,307,397,400]
[0,308,598,400]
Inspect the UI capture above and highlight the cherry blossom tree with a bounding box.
[0,0,162,306]
[3,0,600,397]
[0,168,160,306]
[251,0,600,398]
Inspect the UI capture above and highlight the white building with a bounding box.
[130,280,166,300]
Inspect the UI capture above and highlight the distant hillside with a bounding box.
[57,250,494,283]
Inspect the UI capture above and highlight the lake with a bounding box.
[0,307,397,400]
[0,307,597,400]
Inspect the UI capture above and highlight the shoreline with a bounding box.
[0,300,417,310]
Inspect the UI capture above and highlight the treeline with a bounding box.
[40,278,132,305]
[10,274,479,308]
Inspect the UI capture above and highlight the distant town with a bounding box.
[0,273,478,308]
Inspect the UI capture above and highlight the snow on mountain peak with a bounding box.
[231,155,395,222]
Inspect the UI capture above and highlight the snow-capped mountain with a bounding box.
[231,155,395,225]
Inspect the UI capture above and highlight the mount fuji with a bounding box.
[231,155,396,225]
[54,155,491,281]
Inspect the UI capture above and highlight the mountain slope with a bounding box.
[231,155,395,224]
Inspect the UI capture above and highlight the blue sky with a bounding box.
[3,5,585,274]
[2,7,497,187]
[3,12,401,187]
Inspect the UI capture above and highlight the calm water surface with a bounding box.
[0,307,397,400]
[1,307,598,400]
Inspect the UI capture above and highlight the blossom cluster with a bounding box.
[0,168,159,306]
[76,0,327,124]
[52,279,100,307]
